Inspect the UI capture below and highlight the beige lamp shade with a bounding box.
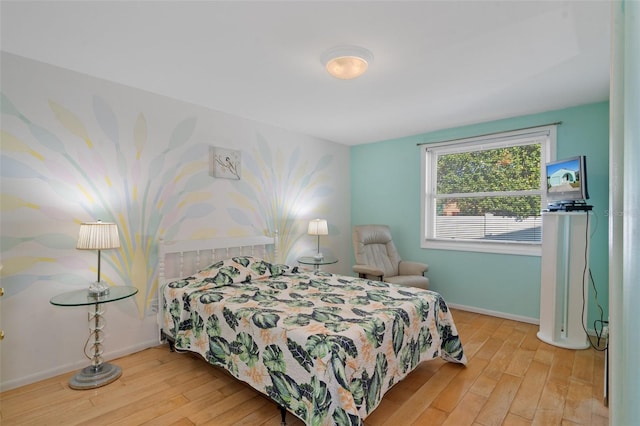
[308,219,328,236]
[77,221,120,250]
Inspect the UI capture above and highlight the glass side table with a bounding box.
[297,256,338,271]
[50,286,138,390]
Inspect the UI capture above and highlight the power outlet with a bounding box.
[148,299,159,316]
[602,325,609,339]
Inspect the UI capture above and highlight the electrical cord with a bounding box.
[581,211,608,351]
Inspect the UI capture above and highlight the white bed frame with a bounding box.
[156,235,278,342]
[156,234,291,424]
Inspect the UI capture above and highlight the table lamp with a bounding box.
[308,219,328,260]
[77,221,120,296]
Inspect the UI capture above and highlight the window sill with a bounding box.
[421,239,541,256]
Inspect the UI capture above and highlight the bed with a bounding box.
[158,236,466,425]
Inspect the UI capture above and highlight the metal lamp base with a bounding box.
[69,362,122,390]
[313,252,324,261]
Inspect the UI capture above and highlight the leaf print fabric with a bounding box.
[169,256,291,289]
[163,269,466,425]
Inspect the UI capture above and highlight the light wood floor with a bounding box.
[0,309,608,425]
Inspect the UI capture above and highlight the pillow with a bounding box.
[167,256,292,289]
[194,256,290,284]
[268,261,292,277]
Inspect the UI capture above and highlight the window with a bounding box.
[421,125,556,255]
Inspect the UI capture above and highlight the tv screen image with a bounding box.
[545,155,590,208]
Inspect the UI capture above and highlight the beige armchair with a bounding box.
[352,224,429,289]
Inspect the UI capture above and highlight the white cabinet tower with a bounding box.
[537,212,590,349]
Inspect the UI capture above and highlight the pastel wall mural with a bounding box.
[1,92,337,315]
[1,92,213,316]
[229,136,335,263]
[0,52,351,390]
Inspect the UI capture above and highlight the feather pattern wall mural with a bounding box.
[228,133,334,262]
[1,92,214,315]
[0,92,334,316]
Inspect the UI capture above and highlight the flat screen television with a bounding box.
[545,155,590,209]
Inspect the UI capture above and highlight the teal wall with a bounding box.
[351,102,609,325]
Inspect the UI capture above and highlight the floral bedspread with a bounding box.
[162,256,466,425]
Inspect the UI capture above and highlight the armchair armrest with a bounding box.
[353,264,384,280]
[398,261,428,276]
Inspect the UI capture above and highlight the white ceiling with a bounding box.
[1,1,611,146]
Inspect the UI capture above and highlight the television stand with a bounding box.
[537,211,590,349]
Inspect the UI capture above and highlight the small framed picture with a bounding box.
[210,146,241,180]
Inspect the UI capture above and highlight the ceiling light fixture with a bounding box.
[321,45,374,80]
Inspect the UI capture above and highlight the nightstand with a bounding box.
[50,286,138,389]
[297,256,338,271]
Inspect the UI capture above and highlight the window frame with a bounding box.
[420,125,556,256]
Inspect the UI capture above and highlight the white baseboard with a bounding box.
[448,303,540,325]
[448,303,604,339]
[0,339,158,392]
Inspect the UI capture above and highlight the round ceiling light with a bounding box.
[321,45,374,80]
